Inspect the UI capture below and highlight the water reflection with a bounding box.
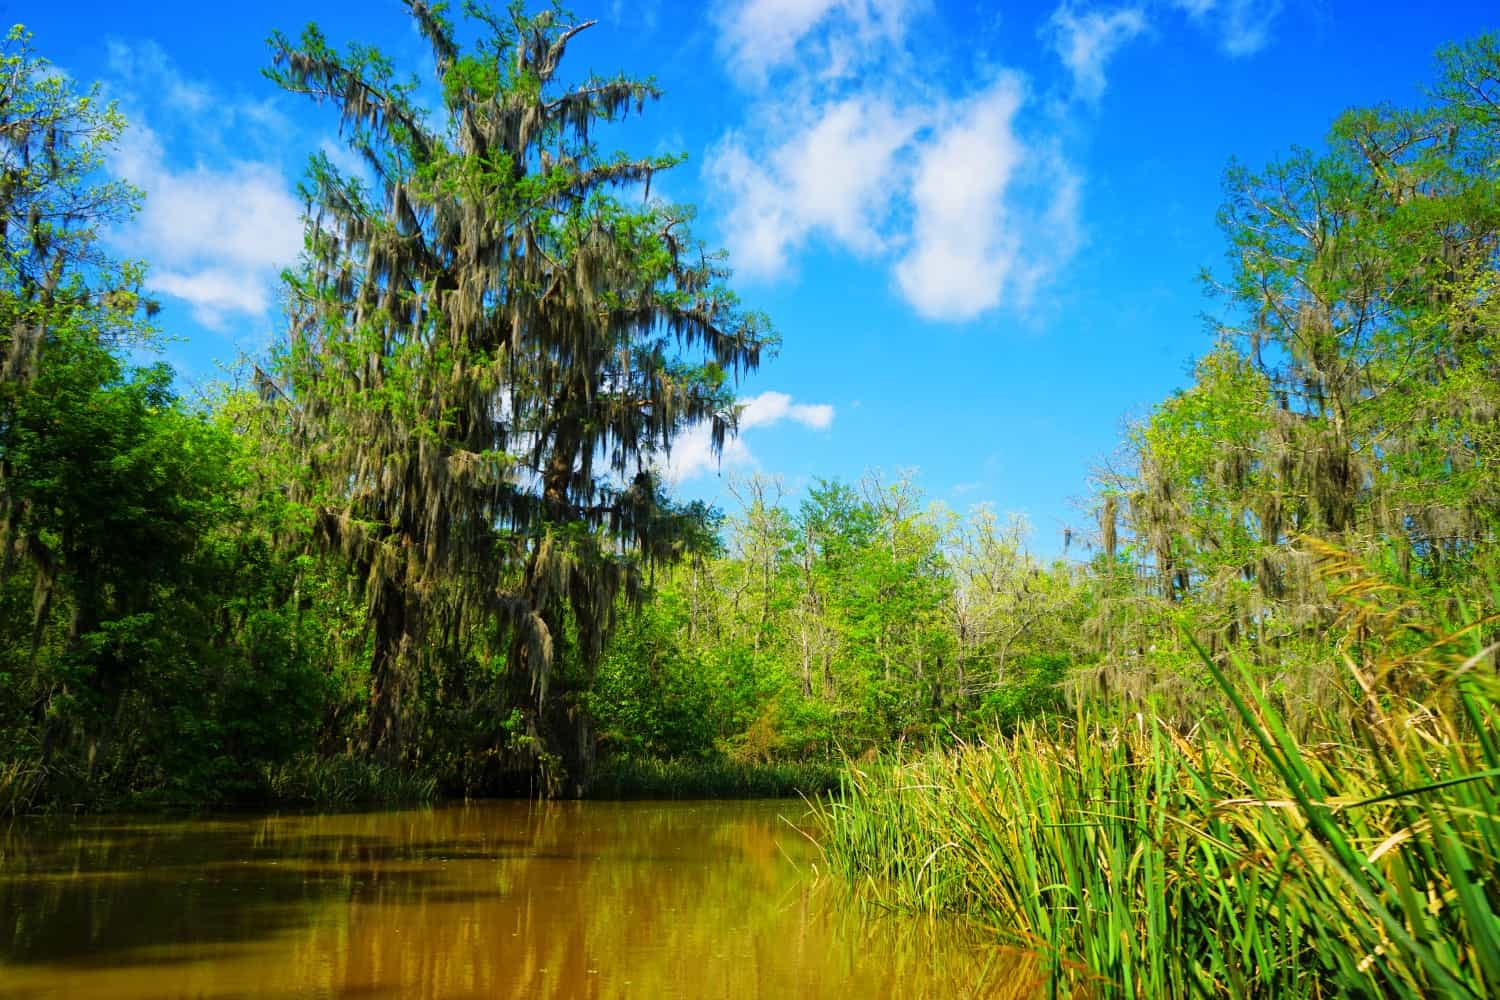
[1,801,1034,998]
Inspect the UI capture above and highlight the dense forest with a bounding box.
[2,5,1499,994]
[0,7,1085,808]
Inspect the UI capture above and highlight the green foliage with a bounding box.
[965,653,1070,735]
[816,549,1500,996]
[257,1,771,790]
[584,472,1086,765]
[262,753,437,808]
[588,597,721,759]
[590,755,840,800]
[0,26,336,813]
[1082,31,1500,718]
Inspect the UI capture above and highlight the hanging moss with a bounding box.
[257,3,772,787]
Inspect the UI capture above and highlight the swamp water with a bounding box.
[0,800,1025,998]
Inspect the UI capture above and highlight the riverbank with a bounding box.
[1,753,842,816]
[590,756,841,799]
[813,609,1500,996]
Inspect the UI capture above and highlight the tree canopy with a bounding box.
[258,0,772,789]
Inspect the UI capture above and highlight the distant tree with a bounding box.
[2,24,144,543]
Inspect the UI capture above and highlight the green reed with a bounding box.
[262,754,438,807]
[815,547,1500,997]
[0,758,45,816]
[590,755,842,800]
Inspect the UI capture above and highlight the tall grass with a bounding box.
[262,754,438,808]
[815,544,1500,997]
[590,755,842,799]
[0,758,45,816]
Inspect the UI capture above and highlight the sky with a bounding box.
[19,0,1499,555]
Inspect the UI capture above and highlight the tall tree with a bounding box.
[1085,35,1500,709]
[0,28,286,803]
[1,24,143,551]
[262,1,770,790]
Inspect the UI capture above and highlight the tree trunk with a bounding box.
[366,579,409,764]
[799,622,812,697]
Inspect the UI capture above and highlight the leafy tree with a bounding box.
[0,28,326,807]
[1084,34,1500,715]
[0,26,166,775]
[261,1,771,790]
[2,24,144,554]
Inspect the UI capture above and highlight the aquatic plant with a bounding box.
[262,754,437,808]
[590,755,841,800]
[0,758,45,816]
[815,543,1500,997]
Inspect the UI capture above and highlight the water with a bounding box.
[0,800,1026,998]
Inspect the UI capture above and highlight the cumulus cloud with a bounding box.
[662,423,756,484]
[708,0,1084,322]
[1171,0,1282,56]
[709,97,916,279]
[149,268,273,320]
[105,39,291,147]
[1045,4,1149,101]
[717,0,922,86]
[109,122,302,328]
[708,0,1285,322]
[895,78,1026,321]
[740,390,835,430]
[103,42,303,329]
[664,390,835,482]
[105,39,212,114]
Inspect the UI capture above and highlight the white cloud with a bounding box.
[665,390,835,482]
[103,43,303,328]
[663,423,756,483]
[708,0,1284,324]
[709,97,916,279]
[105,39,292,143]
[110,121,302,327]
[895,77,1027,321]
[105,39,212,114]
[1045,4,1148,101]
[717,0,922,85]
[740,390,835,430]
[708,0,1083,323]
[1171,0,1282,56]
[149,268,271,327]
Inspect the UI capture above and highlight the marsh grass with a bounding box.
[262,755,438,808]
[590,755,842,799]
[0,758,45,816]
[815,543,1500,997]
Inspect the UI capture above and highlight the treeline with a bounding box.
[595,18,1500,762]
[815,35,1500,999]
[3,2,1499,831]
[597,23,1500,754]
[591,474,1087,762]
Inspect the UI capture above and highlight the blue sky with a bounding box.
[26,0,1499,554]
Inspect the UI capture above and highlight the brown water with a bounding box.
[0,800,1028,999]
